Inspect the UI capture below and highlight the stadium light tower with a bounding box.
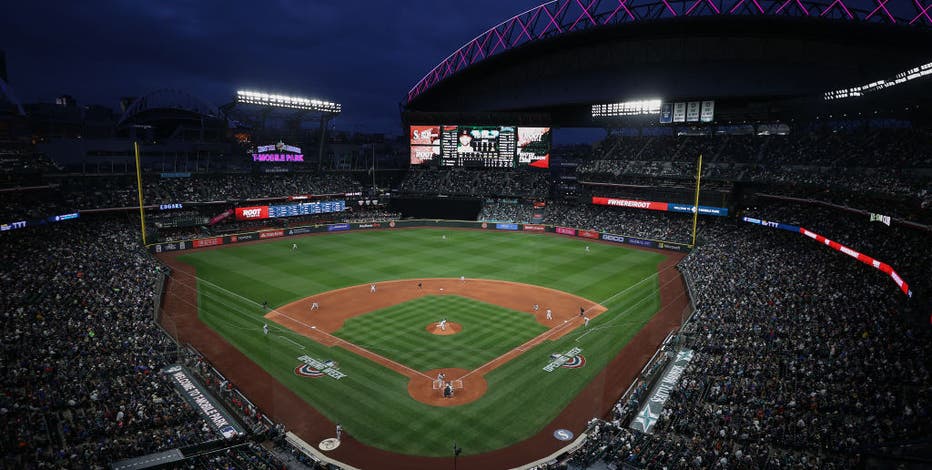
[234,90,342,169]
[236,90,342,113]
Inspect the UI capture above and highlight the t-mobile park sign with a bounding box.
[253,141,304,162]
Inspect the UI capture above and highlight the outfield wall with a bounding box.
[147,219,691,254]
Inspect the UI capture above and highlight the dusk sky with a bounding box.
[0,0,545,136]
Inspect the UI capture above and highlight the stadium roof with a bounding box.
[404,0,932,122]
[118,88,222,125]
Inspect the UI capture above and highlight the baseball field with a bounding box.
[166,228,673,458]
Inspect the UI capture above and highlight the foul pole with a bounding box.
[690,153,703,247]
[134,141,148,245]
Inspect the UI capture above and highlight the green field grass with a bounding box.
[177,229,667,456]
[334,295,548,371]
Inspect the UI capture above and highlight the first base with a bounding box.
[319,438,341,451]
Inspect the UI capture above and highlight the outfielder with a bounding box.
[263,323,269,335]
[292,243,298,251]
[585,245,590,253]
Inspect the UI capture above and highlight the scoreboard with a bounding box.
[411,125,549,168]
[269,200,346,218]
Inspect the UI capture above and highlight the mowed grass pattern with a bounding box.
[335,295,548,371]
[178,229,667,456]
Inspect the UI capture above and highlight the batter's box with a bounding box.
[432,379,464,390]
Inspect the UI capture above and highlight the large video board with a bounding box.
[409,125,550,168]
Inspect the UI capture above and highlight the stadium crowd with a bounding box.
[557,217,932,469]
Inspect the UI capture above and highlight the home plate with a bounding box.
[319,438,340,451]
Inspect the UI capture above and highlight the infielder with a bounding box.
[584,316,590,327]
[533,304,540,312]
[460,275,465,282]
[546,309,552,320]
[370,283,376,293]
[438,318,448,331]
[311,301,319,311]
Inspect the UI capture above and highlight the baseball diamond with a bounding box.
[158,228,687,465]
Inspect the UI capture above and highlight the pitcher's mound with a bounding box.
[426,322,462,335]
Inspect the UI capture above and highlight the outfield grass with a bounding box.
[178,229,666,456]
[334,295,548,371]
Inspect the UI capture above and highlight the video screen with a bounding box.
[517,127,551,164]
[410,125,440,146]
[440,125,516,168]
[410,145,440,165]
[409,125,442,165]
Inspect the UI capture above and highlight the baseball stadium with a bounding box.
[1,1,932,470]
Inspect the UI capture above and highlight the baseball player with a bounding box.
[292,243,298,251]
[263,323,269,335]
[417,281,423,290]
[460,275,465,282]
[370,283,376,293]
[546,308,552,320]
[262,300,269,310]
[335,423,343,440]
[533,304,540,312]
[585,245,590,253]
[579,306,585,317]
[584,316,590,327]
[438,318,447,331]
[311,301,319,311]
[442,234,446,240]
[437,371,446,383]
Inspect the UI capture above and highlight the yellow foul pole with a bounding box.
[134,141,148,245]
[690,153,703,247]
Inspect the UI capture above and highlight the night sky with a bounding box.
[0,0,545,135]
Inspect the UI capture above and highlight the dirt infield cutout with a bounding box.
[266,278,605,406]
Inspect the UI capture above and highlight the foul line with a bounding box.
[458,264,680,381]
[166,268,434,381]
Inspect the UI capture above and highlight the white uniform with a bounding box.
[460,276,465,282]
[546,309,552,320]
[292,243,298,251]
[584,316,590,327]
[311,302,319,310]
[439,319,447,331]
[370,283,376,293]
[263,323,269,335]
[585,245,590,253]
[336,424,342,440]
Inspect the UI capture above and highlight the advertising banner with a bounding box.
[668,203,729,217]
[226,232,258,244]
[578,230,600,239]
[357,223,382,229]
[592,197,669,211]
[235,206,270,221]
[495,223,519,231]
[192,237,223,248]
[630,350,694,434]
[601,233,625,243]
[556,227,576,236]
[523,224,546,232]
[162,365,244,439]
[327,223,351,232]
[287,227,314,236]
[743,217,911,297]
[410,125,441,146]
[626,238,656,248]
[259,230,284,239]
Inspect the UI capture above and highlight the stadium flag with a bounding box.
[869,213,891,226]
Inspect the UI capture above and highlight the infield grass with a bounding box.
[177,229,667,456]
